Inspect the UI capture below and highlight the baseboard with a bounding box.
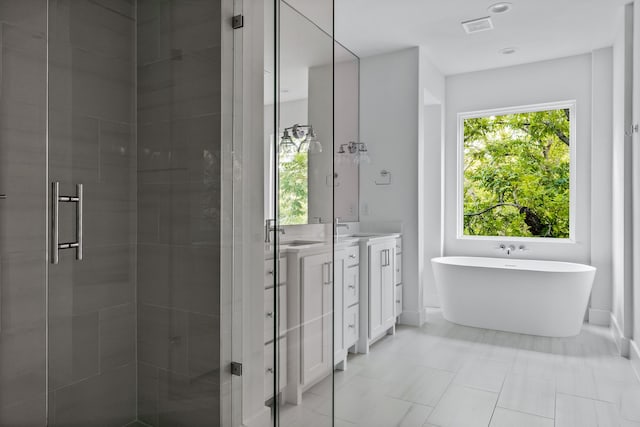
[399,309,425,327]
[610,313,631,357]
[631,340,640,383]
[588,308,611,326]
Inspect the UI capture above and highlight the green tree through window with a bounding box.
[463,107,571,238]
[279,152,308,225]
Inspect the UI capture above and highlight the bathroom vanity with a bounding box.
[263,231,402,405]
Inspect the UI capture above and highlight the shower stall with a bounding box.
[1,0,228,425]
[0,0,338,426]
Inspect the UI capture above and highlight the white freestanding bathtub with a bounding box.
[431,256,596,337]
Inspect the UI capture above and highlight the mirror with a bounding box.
[264,2,360,225]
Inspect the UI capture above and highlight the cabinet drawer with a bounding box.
[395,238,402,254]
[395,284,403,317]
[264,286,287,343]
[345,245,359,267]
[395,253,402,285]
[264,257,287,288]
[264,337,287,401]
[344,264,359,308]
[343,304,359,348]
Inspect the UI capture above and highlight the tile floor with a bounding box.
[279,310,640,427]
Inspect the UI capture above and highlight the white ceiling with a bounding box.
[331,0,629,75]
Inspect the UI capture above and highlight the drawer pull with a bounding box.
[267,270,274,275]
[396,300,401,303]
[266,312,274,318]
[396,268,400,272]
[349,254,356,259]
[348,285,356,289]
[348,324,356,328]
[266,368,274,374]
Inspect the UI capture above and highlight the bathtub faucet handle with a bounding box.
[518,245,526,251]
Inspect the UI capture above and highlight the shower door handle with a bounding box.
[51,182,83,264]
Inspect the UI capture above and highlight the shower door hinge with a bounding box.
[232,15,244,29]
[231,361,243,376]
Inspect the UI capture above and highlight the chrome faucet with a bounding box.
[335,217,350,235]
[265,219,285,243]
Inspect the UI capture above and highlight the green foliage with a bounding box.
[463,108,570,238]
[279,152,308,225]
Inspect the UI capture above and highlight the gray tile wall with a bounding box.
[48,1,137,426]
[0,1,48,425]
[136,1,222,426]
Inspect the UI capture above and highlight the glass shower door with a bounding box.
[46,1,225,426]
[0,2,48,425]
[46,2,137,425]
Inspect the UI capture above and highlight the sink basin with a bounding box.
[280,240,325,247]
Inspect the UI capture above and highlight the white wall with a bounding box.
[633,0,640,368]
[611,4,634,354]
[444,54,593,264]
[360,47,423,325]
[420,51,446,309]
[423,104,443,307]
[308,64,334,223]
[334,59,360,221]
[590,47,614,326]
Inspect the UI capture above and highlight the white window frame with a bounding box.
[456,100,577,242]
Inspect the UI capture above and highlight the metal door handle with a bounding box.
[51,182,83,264]
[0,194,6,199]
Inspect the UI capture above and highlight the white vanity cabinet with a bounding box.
[357,236,398,354]
[283,241,360,405]
[395,237,403,319]
[300,252,333,388]
[334,245,359,370]
[263,256,288,401]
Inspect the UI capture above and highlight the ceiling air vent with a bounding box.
[462,16,494,34]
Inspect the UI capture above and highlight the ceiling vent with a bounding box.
[462,16,494,34]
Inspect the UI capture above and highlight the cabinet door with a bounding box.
[344,304,359,349]
[380,243,395,328]
[301,252,332,386]
[368,242,384,338]
[334,252,345,357]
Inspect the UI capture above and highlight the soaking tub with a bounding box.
[431,256,596,337]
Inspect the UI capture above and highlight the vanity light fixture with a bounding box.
[279,129,298,157]
[338,141,370,164]
[278,124,322,159]
[488,2,513,14]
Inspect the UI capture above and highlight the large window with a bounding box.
[459,102,575,239]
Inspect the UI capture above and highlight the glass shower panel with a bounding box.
[273,1,334,425]
[0,1,48,425]
[136,1,223,425]
[47,1,137,425]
